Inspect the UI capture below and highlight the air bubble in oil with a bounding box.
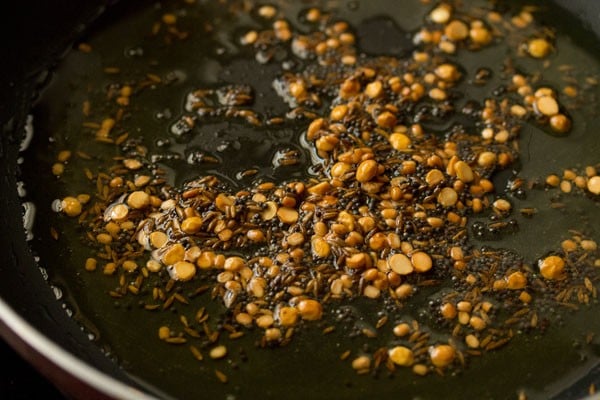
[155,108,172,120]
[51,285,63,300]
[125,46,144,57]
[51,199,63,213]
[22,201,36,241]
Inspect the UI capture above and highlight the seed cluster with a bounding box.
[53,0,600,383]
[545,165,600,195]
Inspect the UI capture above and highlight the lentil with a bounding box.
[549,114,571,133]
[535,96,559,116]
[277,306,298,327]
[388,253,413,275]
[426,169,445,186]
[84,258,97,272]
[539,255,566,280]
[389,133,411,151]
[388,346,414,367]
[356,159,379,183]
[438,187,458,207]
[445,20,469,41]
[440,303,457,319]
[588,176,600,195]
[162,243,185,265]
[411,252,433,273]
[454,161,474,183]
[352,356,371,371]
[527,38,552,58]
[127,191,150,209]
[430,4,451,24]
[209,345,227,359]
[181,216,203,233]
[506,271,527,289]
[120,260,136,272]
[429,345,455,368]
[277,207,298,224]
[158,326,170,340]
[61,197,82,217]
[297,299,323,321]
[171,261,196,281]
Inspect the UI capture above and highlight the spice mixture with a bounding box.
[38,0,600,394]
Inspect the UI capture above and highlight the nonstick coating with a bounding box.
[1,1,600,399]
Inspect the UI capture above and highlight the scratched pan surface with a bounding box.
[5,0,600,399]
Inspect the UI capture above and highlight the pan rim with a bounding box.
[0,298,159,400]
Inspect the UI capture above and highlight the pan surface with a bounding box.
[4,0,600,399]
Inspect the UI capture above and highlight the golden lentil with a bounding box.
[411,252,433,273]
[356,159,379,183]
[388,346,414,367]
[61,197,82,217]
[158,326,170,340]
[388,253,413,275]
[297,299,323,321]
[171,261,196,281]
[84,258,97,272]
[438,187,458,207]
[445,20,469,41]
[430,4,451,24]
[539,255,566,280]
[549,114,571,133]
[209,345,227,359]
[351,356,371,371]
[429,344,455,368]
[527,38,552,58]
[127,191,150,209]
[588,176,600,195]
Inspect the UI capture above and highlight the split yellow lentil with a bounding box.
[539,255,565,280]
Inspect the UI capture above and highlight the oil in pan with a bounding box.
[20,0,600,399]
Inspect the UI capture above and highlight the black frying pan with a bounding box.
[2,1,600,399]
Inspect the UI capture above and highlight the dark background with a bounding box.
[0,338,66,399]
[1,2,111,399]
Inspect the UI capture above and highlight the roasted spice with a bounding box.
[49,0,600,386]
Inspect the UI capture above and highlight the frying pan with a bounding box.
[2,0,600,399]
